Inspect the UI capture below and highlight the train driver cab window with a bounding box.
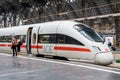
[74,24,103,42]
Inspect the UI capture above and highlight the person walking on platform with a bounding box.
[108,39,112,47]
[11,38,17,56]
[16,39,22,55]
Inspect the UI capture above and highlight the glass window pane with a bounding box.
[74,24,103,42]
[58,34,65,44]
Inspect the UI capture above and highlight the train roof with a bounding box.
[0,20,83,36]
[0,26,29,36]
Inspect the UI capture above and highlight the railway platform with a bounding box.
[0,53,120,80]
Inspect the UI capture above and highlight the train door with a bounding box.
[26,28,33,54]
[31,26,40,55]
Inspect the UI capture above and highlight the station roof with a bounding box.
[0,0,120,26]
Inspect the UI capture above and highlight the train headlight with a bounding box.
[92,46,101,52]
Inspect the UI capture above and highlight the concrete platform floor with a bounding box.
[109,51,120,68]
[0,53,120,80]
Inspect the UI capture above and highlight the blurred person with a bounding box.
[11,38,17,56]
[108,39,112,47]
[107,39,116,51]
[16,39,22,55]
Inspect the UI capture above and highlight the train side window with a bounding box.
[0,36,2,42]
[21,35,26,43]
[0,36,7,42]
[38,34,49,43]
[65,35,84,46]
[14,35,20,39]
[0,36,12,42]
[38,34,57,44]
[49,34,57,43]
[58,34,65,44]
[7,36,12,42]
[32,33,36,44]
[0,36,3,42]
[14,35,26,43]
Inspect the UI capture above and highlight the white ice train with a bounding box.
[0,20,114,65]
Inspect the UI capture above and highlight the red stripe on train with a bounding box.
[31,45,43,49]
[0,44,90,52]
[0,44,6,46]
[21,45,26,48]
[54,46,91,52]
[8,44,12,47]
[0,44,43,49]
[0,44,12,47]
[21,45,43,49]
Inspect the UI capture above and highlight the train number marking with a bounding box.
[42,45,54,53]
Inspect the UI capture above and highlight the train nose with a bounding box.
[95,52,114,65]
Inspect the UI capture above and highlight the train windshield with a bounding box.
[74,24,103,42]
